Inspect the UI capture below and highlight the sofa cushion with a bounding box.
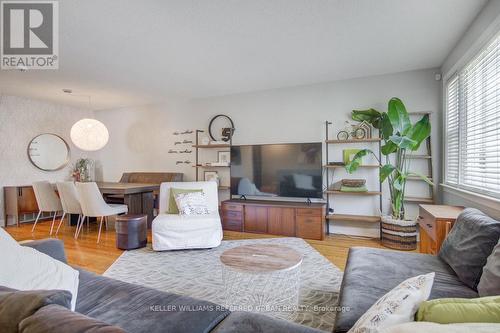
[75,269,230,333]
[478,240,500,297]
[416,295,500,324]
[349,273,435,333]
[19,304,126,333]
[0,286,72,333]
[333,247,477,333]
[211,311,323,333]
[438,208,500,290]
[0,228,79,310]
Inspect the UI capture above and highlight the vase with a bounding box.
[380,215,417,251]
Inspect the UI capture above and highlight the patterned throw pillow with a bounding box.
[348,273,435,333]
[174,191,210,216]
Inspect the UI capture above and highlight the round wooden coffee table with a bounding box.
[220,244,303,319]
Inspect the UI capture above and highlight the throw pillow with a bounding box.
[167,188,202,214]
[478,240,500,297]
[174,191,210,215]
[0,287,72,333]
[19,304,126,333]
[438,208,500,290]
[0,229,79,311]
[348,272,435,333]
[415,295,500,324]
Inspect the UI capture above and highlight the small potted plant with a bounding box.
[72,158,95,182]
[345,97,432,250]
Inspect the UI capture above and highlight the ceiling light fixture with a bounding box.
[69,94,109,151]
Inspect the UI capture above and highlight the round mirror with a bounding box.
[27,134,70,171]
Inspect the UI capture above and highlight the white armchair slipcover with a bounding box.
[152,181,223,251]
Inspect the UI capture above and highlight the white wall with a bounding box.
[0,95,98,227]
[96,68,442,237]
[94,99,193,182]
[440,0,500,219]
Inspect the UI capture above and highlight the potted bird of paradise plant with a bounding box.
[345,97,432,250]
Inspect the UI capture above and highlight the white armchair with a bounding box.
[152,181,222,251]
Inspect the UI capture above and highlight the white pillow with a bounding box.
[0,227,79,311]
[174,191,210,215]
[349,272,435,333]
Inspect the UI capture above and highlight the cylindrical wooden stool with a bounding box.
[115,214,147,250]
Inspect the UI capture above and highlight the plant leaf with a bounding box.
[406,114,431,151]
[389,135,417,149]
[351,109,382,129]
[380,164,396,182]
[380,113,394,139]
[393,174,406,191]
[345,149,372,173]
[388,97,411,135]
[381,141,397,155]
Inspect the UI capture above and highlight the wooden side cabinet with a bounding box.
[418,204,464,255]
[4,186,39,227]
[221,200,325,240]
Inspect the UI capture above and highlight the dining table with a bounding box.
[97,182,159,227]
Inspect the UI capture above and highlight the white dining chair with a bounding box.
[75,182,128,243]
[55,181,84,236]
[32,181,63,235]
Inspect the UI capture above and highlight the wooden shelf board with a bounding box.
[325,190,382,196]
[404,196,434,203]
[192,144,231,148]
[407,155,432,159]
[325,138,381,144]
[218,186,230,190]
[407,176,433,181]
[193,164,230,168]
[324,164,379,169]
[409,111,432,116]
[327,214,381,223]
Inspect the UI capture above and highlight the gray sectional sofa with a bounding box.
[20,239,321,333]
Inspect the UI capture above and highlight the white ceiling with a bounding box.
[0,0,487,109]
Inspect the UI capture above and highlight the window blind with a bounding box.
[444,32,500,198]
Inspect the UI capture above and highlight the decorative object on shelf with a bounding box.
[72,158,95,182]
[27,133,70,171]
[343,149,362,164]
[337,121,367,140]
[357,120,372,139]
[346,98,432,250]
[341,179,366,187]
[209,114,235,142]
[70,118,109,151]
[218,151,231,164]
[204,171,219,184]
[339,179,367,193]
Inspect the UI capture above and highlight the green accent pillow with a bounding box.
[167,188,203,214]
[416,296,500,324]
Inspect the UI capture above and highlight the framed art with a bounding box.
[218,151,231,164]
[204,171,219,184]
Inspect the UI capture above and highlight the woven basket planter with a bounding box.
[380,216,417,251]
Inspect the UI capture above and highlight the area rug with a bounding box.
[104,237,343,332]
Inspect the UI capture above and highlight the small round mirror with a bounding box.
[28,134,70,171]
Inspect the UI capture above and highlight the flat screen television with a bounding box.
[230,143,323,199]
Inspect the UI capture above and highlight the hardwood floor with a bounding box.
[5,218,401,274]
